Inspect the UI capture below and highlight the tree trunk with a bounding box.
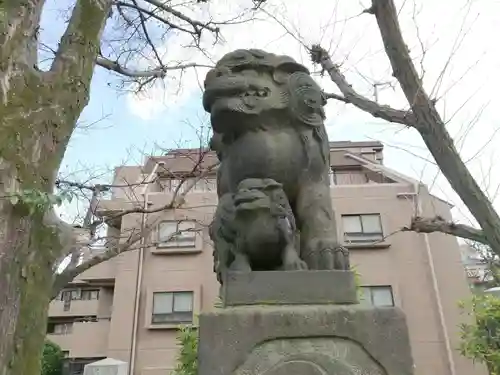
[0,82,67,374]
[370,0,500,254]
[0,0,112,373]
[0,207,59,375]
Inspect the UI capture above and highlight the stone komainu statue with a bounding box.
[204,49,349,282]
[209,178,307,284]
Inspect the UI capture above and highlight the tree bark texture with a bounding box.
[0,1,111,374]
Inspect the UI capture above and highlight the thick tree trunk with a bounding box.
[0,207,58,375]
[0,82,67,374]
[0,3,53,374]
[0,1,112,374]
[0,208,34,375]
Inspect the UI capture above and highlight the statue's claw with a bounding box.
[303,239,350,271]
[282,246,308,271]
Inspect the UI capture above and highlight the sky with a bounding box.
[40,0,500,228]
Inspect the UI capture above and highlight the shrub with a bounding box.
[459,294,500,374]
[172,325,198,375]
[41,340,64,375]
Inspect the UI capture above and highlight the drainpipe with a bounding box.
[412,183,457,375]
[129,162,162,375]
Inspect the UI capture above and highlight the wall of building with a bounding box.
[48,145,486,375]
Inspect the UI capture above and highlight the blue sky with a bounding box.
[59,70,206,178]
[41,0,500,226]
[42,0,403,181]
[41,0,212,183]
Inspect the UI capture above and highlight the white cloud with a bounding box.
[127,0,500,226]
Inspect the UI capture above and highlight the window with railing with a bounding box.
[161,177,216,193]
[59,288,100,301]
[158,220,197,248]
[151,291,194,325]
[359,286,394,307]
[329,169,370,185]
[342,214,384,243]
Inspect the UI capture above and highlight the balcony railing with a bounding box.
[47,319,110,358]
[49,299,100,317]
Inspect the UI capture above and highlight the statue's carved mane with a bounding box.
[205,49,330,164]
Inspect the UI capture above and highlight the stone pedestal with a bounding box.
[198,271,415,375]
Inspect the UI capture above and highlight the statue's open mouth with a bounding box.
[234,189,270,211]
[203,78,269,112]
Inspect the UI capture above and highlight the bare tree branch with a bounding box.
[143,0,220,35]
[310,45,417,126]
[50,222,199,299]
[322,91,348,103]
[131,0,164,71]
[89,161,219,227]
[113,1,196,34]
[368,0,500,253]
[96,56,213,78]
[402,216,487,245]
[310,0,500,255]
[51,159,219,297]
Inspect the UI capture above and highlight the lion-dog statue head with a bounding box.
[203,49,328,156]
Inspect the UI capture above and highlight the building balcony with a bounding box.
[47,319,111,358]
[49,299,100,317]
[76,253,118,283]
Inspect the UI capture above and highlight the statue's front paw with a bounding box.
[303,239,350,270]
[282,256,308,271]
[331,244,350,270]
[228,253,252,273]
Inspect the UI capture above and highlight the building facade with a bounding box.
[47,141,486,375]
[459,243,494,290]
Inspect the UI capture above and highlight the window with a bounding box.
[192,178,217,192]
[162,177,217,193]
[47,322,73,335]
[81,289,99,300]
[359,286,394,307]
[330,169,370,185]
[151,291,194,325]
[342,214,383,243]
[158,221,197,248]
[60,288,99,301]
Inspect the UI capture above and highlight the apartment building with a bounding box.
[459,243,495,292]
[47,141,486,375]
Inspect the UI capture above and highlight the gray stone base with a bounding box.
[198,304,415,375]
[221,270,358,306]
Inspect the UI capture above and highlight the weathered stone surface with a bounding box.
[221,270,358,306]
[204,49,350,280]
[198,305,415,375]
[235,338,386,375]
[199,49,415,375]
